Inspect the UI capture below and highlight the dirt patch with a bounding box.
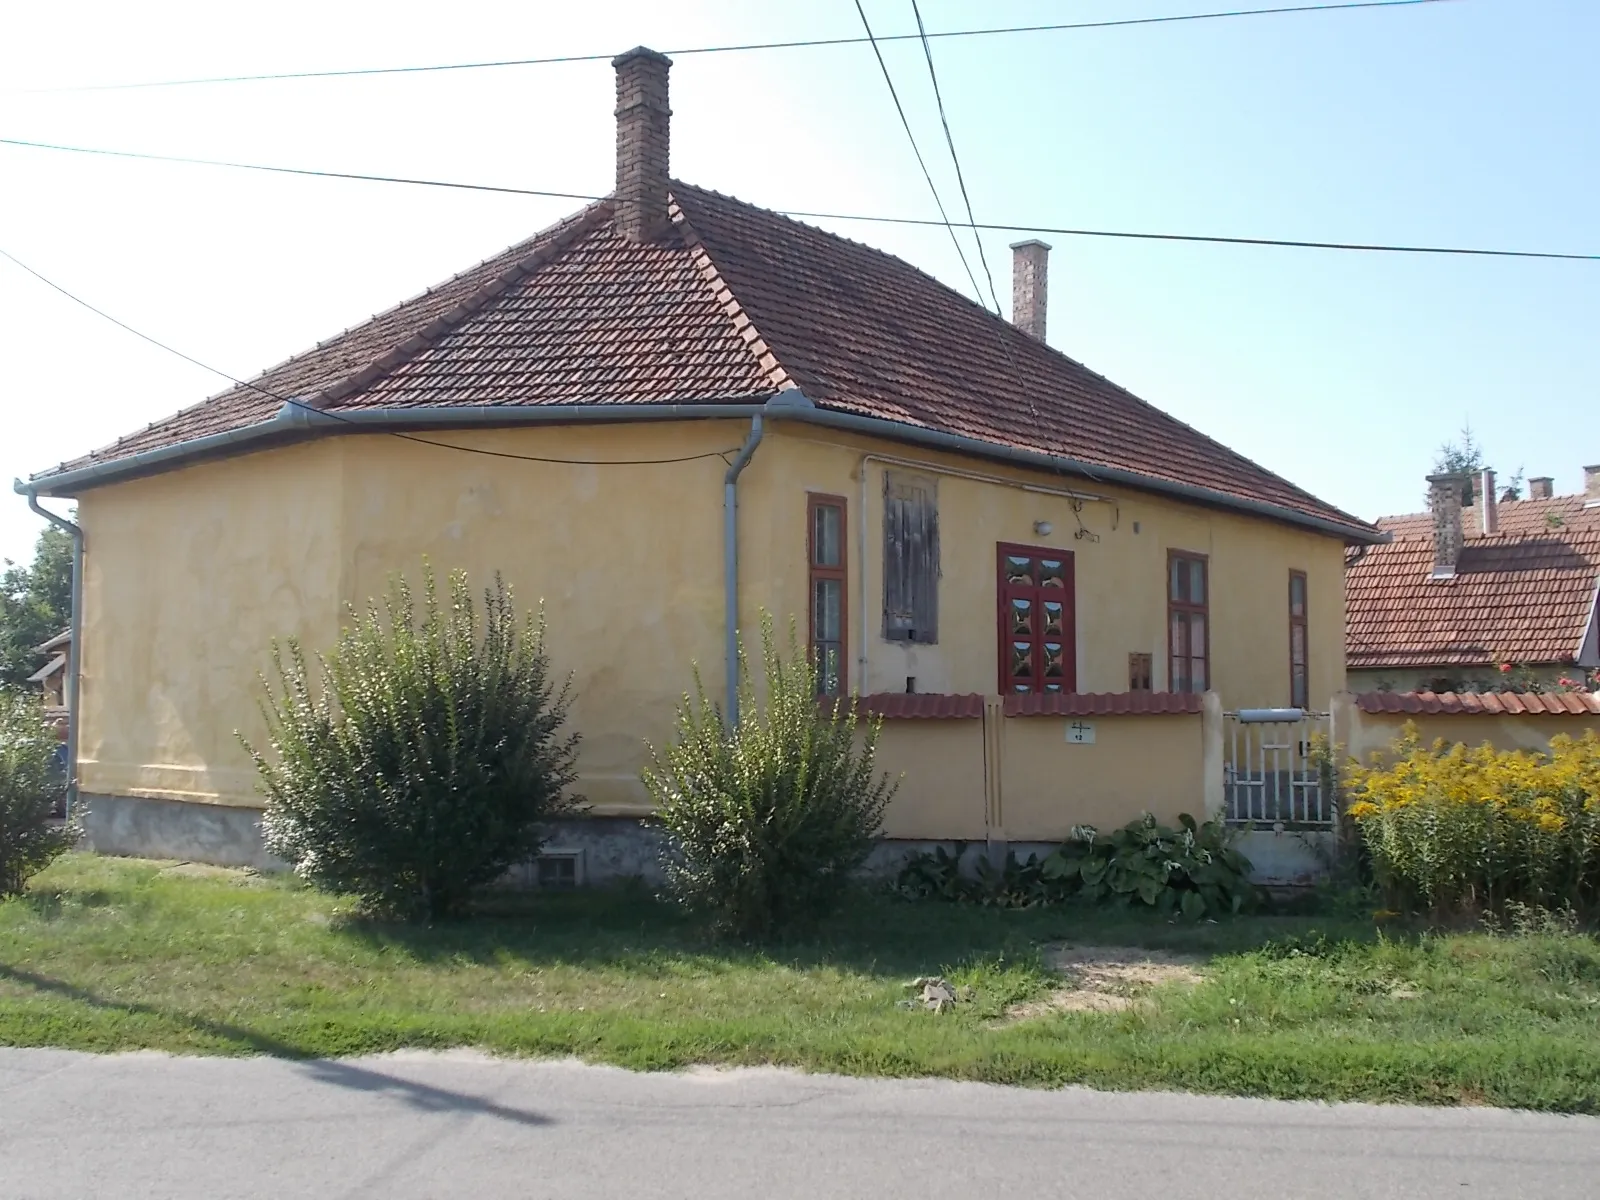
[1008,944,1207,1019]
[155,862,265,886]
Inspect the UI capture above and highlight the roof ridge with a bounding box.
[668,191,794,395]
[315,201,614,409]
[671,181,1364,531]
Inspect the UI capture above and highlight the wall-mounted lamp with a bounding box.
[1033,520,1053,536]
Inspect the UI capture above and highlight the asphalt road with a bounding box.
[3,1048,1598,1199]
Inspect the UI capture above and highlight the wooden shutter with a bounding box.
[883,473,939,644]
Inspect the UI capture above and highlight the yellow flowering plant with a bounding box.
[1346,726,1600,916]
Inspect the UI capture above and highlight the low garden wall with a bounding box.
[1345,691,1600,761]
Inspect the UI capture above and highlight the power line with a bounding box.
[12,1,1459,94]
[852,0,986,306]
[4,134,1594,263]
[0,247,741,468]
[909,0,1003,314]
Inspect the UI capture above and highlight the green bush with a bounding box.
[895,813,1258,919]
[0,693,76,897]
[1043,814,1259,919]
[242,567,580,921]
[644,617,896,940]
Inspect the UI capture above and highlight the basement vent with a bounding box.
[535,850,584,890]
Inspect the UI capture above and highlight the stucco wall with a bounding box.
[869,719,989,840]
[1348,708,1600,761]
[76,422,748,812]
[73,418,1349,831]
[746,426,1347,709]
[998,714,1203,841]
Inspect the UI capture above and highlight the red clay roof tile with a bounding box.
[1354,690,1600,716]
[32,185,1374,541]
[1003,691,1203,717]
[855,693,985,720]
[1346,497,1600,670]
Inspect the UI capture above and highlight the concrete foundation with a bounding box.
[80,793,286,871]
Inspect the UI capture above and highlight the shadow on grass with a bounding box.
[0,964,553,1127]
[332,883,1388,978]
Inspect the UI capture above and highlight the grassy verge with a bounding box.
[3,854,1599,1110]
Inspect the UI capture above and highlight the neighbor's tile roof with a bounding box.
[1355,690,1600,716]
[1346,494,1600,670]
[34,185,1372,539]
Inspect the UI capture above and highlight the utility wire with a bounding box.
[4,134,1594,263]
[909,0,1002,314]
[11,1,1458,94]
[0,247,742,468]
[852,0,987,307]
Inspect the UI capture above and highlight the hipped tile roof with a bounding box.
[1355,690,1600,716]
[1346,494,1600,670]
[33,185,1372,540]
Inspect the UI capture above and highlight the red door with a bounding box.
[997,544,1076,693]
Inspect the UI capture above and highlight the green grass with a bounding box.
[4,854,1600,1110]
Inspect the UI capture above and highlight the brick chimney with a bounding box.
[1010,240,1050,341]
[613,47,672,244]
[1529,476,1554,500]
[1427,473,1467,579]
[1585,464,1600,508]
[1479,469,1498,534]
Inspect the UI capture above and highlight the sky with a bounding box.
[0,0,1594,567]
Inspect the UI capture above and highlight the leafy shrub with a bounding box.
[1043,814,1258,919]
[644,617,896,940]
[1347,727,1600,916]
[895,814,1258,919]
[243,567,580,921]
[0,693,76,896]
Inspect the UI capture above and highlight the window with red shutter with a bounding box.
[996,544,1075,693]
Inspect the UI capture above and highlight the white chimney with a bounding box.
[613,47,672,244]
[1010,240,1050,341]
[1479,469,1498,534]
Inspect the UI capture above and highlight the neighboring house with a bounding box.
[16,47,1381,868]
[1346,467,1600,694]
[26,628,70,718]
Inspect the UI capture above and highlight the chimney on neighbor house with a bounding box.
[1584,464,1600,508]
[1529,476,1555,500]
[1479,469,1498,534]
[1010,240,1051,341]
[613,46,673,244]
[1427,472,1468,579]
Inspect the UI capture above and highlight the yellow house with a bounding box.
[18,47,1381,872]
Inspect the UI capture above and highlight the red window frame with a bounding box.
[808,493,848,698]
[1167,550,1209,694]
[1288,569,1309,709]
[996,543,1076,694]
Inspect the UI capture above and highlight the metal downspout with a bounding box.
[722,416,765,727]
[23,490,82,821]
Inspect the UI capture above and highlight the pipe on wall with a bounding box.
[22,489,82,821]
[722,416,765,726]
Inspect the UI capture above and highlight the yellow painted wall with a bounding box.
[76,422,748,812]
[1348,709,1600,761]
[869,720,989,840]
[75,417,1348,833]
[744,425,1348,710]
[999,714,1204,841]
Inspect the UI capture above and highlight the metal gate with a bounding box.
[1223,708,1333,827]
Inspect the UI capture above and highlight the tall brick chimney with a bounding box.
[1479,469,1498,534]
[1427,473,1467,579]
[613,47,672,244]
[1529,476,1555,500]
[1584,464,1600,508]
[1010,240,1050,341]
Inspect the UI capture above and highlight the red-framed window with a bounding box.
[1168,551,1209,693]
[1289,569,1309,709]
[808,494,847,698]
[997,544,1075,693]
